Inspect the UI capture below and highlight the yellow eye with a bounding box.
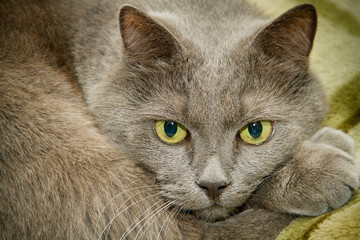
[155,120,188,144]
[239,120,273,145]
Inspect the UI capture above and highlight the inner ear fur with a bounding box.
[253,4,317,63]
[119,5,180,62]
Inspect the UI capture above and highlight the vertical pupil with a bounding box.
[248,121,262,138]
[164,121,178,137]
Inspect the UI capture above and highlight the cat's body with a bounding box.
[1,0,358,239]
[0,1,186,239]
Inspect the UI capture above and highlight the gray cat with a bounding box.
[0,0,358,239]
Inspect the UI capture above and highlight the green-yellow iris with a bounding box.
[155,120,188,144]
[239,120,273,145]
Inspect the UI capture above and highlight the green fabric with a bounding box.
[248,0,360,239]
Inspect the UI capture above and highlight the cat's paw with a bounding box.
[286,128,359,215]
[250,127,359,216]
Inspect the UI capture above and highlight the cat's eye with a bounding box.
[239,120,273,145]
[155,120,188,144]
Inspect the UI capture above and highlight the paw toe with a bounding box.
[311,127,355,156]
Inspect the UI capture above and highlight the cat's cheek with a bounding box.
[160,182,211,209]
[220,183,254,207]
[132,139,187,170]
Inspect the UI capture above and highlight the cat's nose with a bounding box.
[198,181,230,200]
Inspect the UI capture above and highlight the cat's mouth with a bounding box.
[208,203,222,209]
[192,203,245,222]
[190,188,253,222]
[167,196,243,222]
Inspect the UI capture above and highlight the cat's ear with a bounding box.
[253,4,317,62]
[119,5,180,62]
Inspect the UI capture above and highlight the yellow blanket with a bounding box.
[248,0,360,239]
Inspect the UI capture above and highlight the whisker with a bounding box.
[254,175,273,191]
[98,187,159,240]
[134,200,176,240]
[119,199,166,240]
[95,185,158,232]
[97,192,162,240]
[155,202,180,240]
[94,178,147,236]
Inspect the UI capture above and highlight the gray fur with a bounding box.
[1,0,358,239]
[68,0,359,220]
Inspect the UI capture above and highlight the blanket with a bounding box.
[248,0,360,239]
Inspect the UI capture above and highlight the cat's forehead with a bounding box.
[183,53,254,130]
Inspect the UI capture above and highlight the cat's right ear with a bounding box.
[119,5,180,63]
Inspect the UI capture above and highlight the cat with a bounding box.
[0,0,358,239]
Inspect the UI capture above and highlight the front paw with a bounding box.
[251,127,359,216]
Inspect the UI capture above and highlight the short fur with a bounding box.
[0,0,358,239]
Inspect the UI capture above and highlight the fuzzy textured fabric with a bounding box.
[248,0,360,239]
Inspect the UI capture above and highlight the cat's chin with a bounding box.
[193,205,240,222]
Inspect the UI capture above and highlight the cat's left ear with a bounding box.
[253,4,317,63]
[119,5,180,63]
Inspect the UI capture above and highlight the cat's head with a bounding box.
[90,4,326,221]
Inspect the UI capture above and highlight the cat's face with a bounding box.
[88,5,326,221]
